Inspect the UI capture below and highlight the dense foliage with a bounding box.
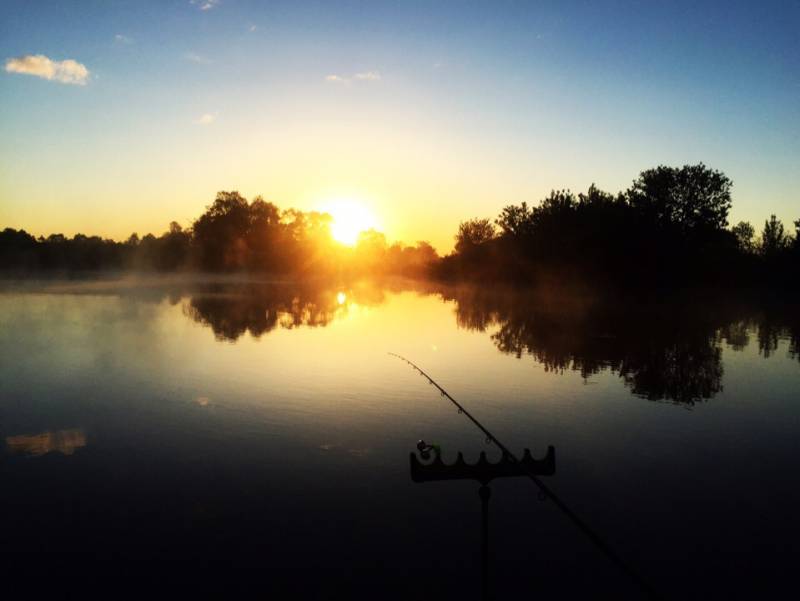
[439,163,799,290]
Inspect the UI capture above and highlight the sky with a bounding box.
[1,0,798,252]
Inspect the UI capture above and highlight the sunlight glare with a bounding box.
[322,200,379,246]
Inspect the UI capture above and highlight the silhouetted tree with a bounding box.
[192,191,252,271]
[578,183,625,209]
[0,228,39,269]
[495,202,534,238]
[456,219,495,252]
[760,215,789,257]
[154,222,191,270]
[731,221,756,253]
[627,163,732,232]
[441,164,792,290]
[244,197,282,270]
[455,218,495,253]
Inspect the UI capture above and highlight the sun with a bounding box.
[322,199,379,246]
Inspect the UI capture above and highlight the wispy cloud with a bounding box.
[184,52,212,65]
[353,71,381,81]
[190,0,219,11]
[248,24,257,32]
[114,34,133,45]
[194,113,216,125]
[324,70,382,84]
[4,54,90,85]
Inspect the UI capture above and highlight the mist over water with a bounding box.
[1,277,798,598]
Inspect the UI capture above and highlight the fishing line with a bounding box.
[389,352,665,601]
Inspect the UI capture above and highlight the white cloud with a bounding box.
[4,54,90,85]
[194,113,216,125]
[190,0,219,10]
[114,34,133,45]
[325,71,381,84]
[184,52,212,65]
[248,24,257,32]
[353,70,381,81]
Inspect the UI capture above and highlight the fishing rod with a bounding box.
[389,352,665,601]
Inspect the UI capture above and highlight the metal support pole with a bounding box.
[479,484,491,601]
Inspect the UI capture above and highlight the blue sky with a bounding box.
[1,0,798,250]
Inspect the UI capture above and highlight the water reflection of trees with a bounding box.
[6,429,87,457]
[178,279,798,402]
[444,288,799,405]
[183,282,387,342]
[718,312,800,362]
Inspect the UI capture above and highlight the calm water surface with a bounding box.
[1,278,798,598]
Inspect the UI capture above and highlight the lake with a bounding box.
[1,277,798,599]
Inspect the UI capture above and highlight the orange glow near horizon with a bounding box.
[321,199,379,246]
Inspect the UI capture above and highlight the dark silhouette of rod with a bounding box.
[389,352,665,601]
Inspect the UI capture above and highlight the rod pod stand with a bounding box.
[410,446,556,600]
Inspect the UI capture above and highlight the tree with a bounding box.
[156,222,191,270]
[496,202,534,238]
[455,218,495,253]
[412,241,438,264]
[534,190,577,221]
[794,219,800,251]
[627,163,732,231]
[246,197,283,269]
[0,228,38,269]
[760,215,788,256]
[192,191,252,270]
[731,221,755,253]
[355,229,388,256]
[578,183,621,208]
[249,198,281,229]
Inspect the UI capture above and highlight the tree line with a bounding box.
[438,163,799,290]
[1,164,797,289]
[0,191,437,278]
